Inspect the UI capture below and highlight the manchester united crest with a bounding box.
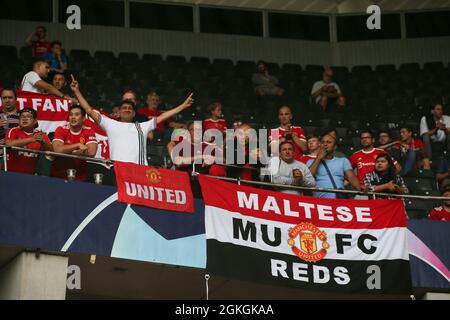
[288,223,329,262]
[145,168,162,184]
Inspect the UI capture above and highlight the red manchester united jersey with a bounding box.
[350,148,397,183]
[428,206,450,221]
[203,118,227,133]
[269,126,306,161]
[300,154,317,165]
[137,107,173,132]
[51,125,97,181]
[6,127,50,174]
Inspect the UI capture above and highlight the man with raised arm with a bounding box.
[69,75,194,165]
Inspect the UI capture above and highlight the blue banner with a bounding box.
[0,172,449,289]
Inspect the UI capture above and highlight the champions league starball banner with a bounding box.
[0,172,448,294]
[199,175,412,294]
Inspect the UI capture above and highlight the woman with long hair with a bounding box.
[364,153,408,196]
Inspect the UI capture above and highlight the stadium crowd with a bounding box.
[0,25,449,221]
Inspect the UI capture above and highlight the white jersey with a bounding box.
[21,71,44,93]
[99,115,156,165]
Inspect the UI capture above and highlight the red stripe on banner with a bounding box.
[2,90,111,161]
[199,175,407,229]
[115,161,195,213]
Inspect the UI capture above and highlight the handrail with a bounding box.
[1,145,449,201]
[194,173,450,201]
[1,145,113,165]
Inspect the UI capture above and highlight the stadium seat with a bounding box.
[70,49,91,62]
[190,56,210,67]
[0,45,18,60]
[404,177,437,193]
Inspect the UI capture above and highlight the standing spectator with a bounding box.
[225,123,267,181]
[25,26,51,58]
[378,130,394,148]
[436,154,450,189]
[269,106,306,161]
[137,92,186,140]
[262,141,315,195]
[110,106,120,119]
[121,90,138,104]
[0,88,20,158]
[5,108,52,174]
[203,102,227,133]
[50,105,98,181]
[307,134,363,198]
[350,130,401,184]
[43,41,68,74]
[322,128,346,158]
[393,126,431,176]
[167,122,225,176]
[52,73,71,95]
[252,61,284,97]
[20,60,73,100]
[311,68,342,112]
[427,187,450,221]
[420,103,450,159]
[300,134,321,164]
[363,154,408,196]
[70,75,193,165]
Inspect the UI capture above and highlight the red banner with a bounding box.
[114,161,194,213]
[0,90,111,162]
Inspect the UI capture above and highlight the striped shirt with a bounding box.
[0,111,20,156]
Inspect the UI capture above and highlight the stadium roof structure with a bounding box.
[149,0,450,14]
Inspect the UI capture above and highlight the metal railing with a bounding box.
[1,145,449,201]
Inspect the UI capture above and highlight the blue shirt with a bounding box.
[43,52,67,70]
[307,157,352,198]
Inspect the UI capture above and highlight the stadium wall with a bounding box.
[1,19,450,68]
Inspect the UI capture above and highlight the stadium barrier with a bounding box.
[2,144,449,201]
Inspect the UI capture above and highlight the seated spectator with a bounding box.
[137,92,186,140]
[50,105,98,181]
[420,103,450,159]
[52,72,71,95]
[427,187,450,221]
[25,26,51,58]
[363,154,408,197]
[393,126,431,176]
[225,123,267,181]
[203,102,227,134]
[5,108,52,174]
[350,130,401,184]
[436,154,450,189]
[269,106,306,161]
[262,141,315,195]
[300,134,321,164]
[311,68,343,112]
[307,134,363,198]
[20,59,74,101]
[252,61,284,97]
[0,88,20,158]
[43,41,68,74]
[167,122,225,177]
